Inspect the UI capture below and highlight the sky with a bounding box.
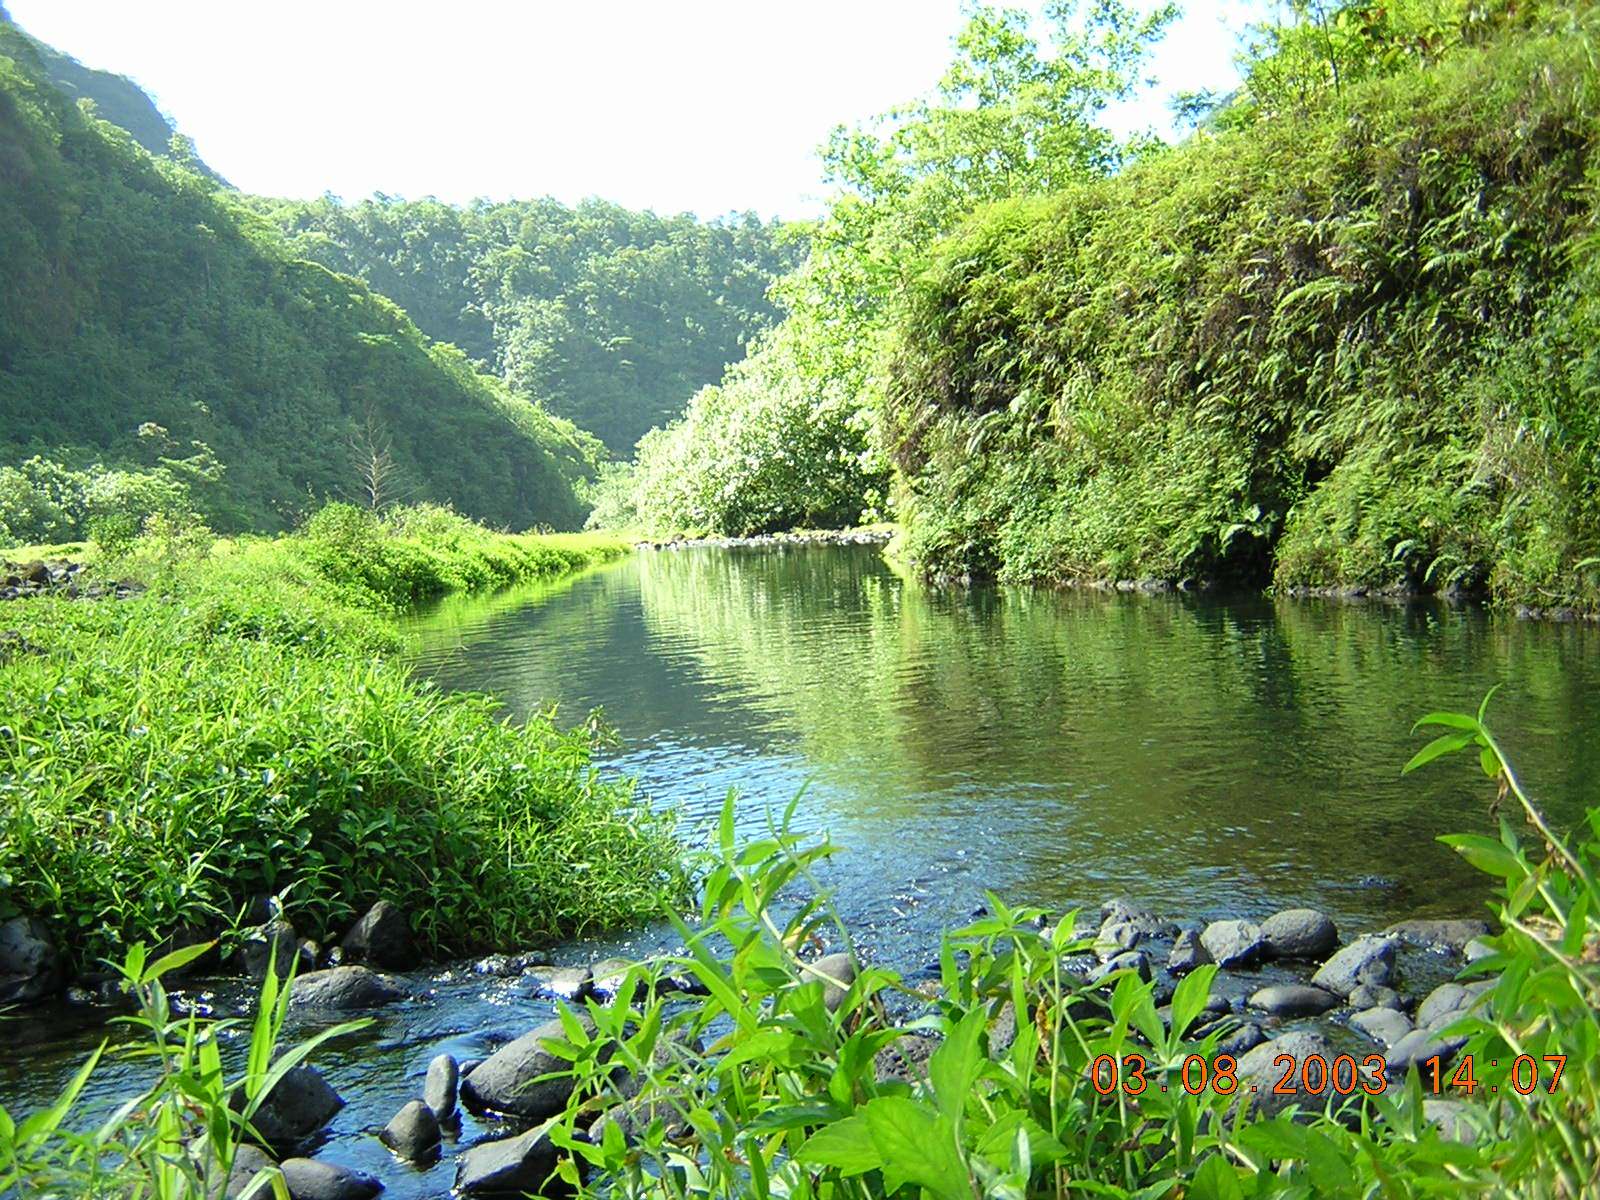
[6,0,1271,220]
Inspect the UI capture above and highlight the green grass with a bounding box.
[0,504,675,969]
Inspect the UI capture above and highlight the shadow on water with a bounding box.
[6,543,1596,1198]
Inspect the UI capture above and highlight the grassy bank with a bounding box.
[0,504,680,970]
[886,7,1600,609]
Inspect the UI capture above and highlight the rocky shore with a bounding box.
[635,528,894,552]
[1,558,143,602]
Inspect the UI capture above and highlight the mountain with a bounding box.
[0,19,601,532]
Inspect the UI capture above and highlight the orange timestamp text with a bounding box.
[1090,1052,1566,1098]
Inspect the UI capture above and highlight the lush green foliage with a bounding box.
[888,3,1600,605]
[621,0,1171,537]
[0,24,603,534]
[0,508,682,966]
[1,944,364,1200]
[248,194,803,455]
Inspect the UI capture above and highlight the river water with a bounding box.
[6,543,1597,1197]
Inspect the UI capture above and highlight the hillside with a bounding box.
[0,20,601,533]
[250,194,804,454]
[885,4,1600,607]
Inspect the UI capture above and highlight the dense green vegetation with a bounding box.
[0,505,684,967]
[249,194,803,454]
[619,0,1600,611]
[890,2,1600,606]
[0,18,603,535]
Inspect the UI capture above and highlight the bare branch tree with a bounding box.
[348,410,407,511]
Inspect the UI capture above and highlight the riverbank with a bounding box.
[0,503,687,998]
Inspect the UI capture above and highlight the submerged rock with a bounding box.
[1260,909,1338,960]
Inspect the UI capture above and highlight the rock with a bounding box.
[455,1127,561,1196]
[1200,919,1266,968]
[1088,950,1151,984]
[1167,929,1211,976]
[1096,902,1176,956]
[523,964,593,1000]
[424,1053,459,1120]
[1260,909,1338,960]
[276,1158,383,1200]
[290,966,407,1009]
[875,1033,940,1084]
[1310,934,1397,997]
[1348,984,1405,1011]
[340,901,416,970]
[1463,937,1496,963]
[379,1100,440,1162]
[1423,1098,1480,1145]
[461,1011,597,1119]
[1350,1007,1413,1047]
[589,957,636,1002]
[1415,981,1489,1030]
[206,1142,276,1200]
[238,919,312,980]
[1247,984,1341,1017]
[1238,1031,1340,1117]
[235,1065,344,1149]
[1386,1027,1469,1077]
[1217,1022,1267,1056]
[1385,918,1491,954]
[0,916,65,1005]
[987,1001,1018,1055]
[800,952,856,1012]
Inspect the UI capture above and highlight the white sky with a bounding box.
[6,0,1270,220]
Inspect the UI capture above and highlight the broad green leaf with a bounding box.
[1402,731,1475,775]
[797,1115,881,1175]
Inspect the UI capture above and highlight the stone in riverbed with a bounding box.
[1348,983,1405,1011]
[1384,917,1491,954]
[1200,919,1266,968]
[277,1157,383,1200]
[233,1064,344,1150]
[1217,1022,1267,1056]
[237,918,313,980]
[379,1099,440,1162]
[1415,981,1492,1030]
[424,1053,459,1120]
[1237,1031,1340,1117]
[206,1142,276,1200]
[1167,929,1211,976]
[461,1011,598,1119]
[1423,1098,1481,1145]
[1260,909,1338,960]
[1350,1006,1413,1047]
[455,1127,562,1196]
[1463,937,1496,963]
[800,952,856,1012]
[340,900,416,969]
[1087,950,1151,984]
[0,916,65,1005]
[1310,934,1397,997]
[1386,1027,1469,1078]
[290,965,407,1009]
[1247,984,1341,1017]
[523,964,593,1000]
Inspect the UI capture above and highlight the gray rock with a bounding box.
[1463,937,1496,963]
[1386,1027,1469,1077]
[987,1000,1018,1055]
[340,900,415,969]
[1088,950,1151,984]
[455,1127,561,1196]
[1217,1022,1267,1056]
[1238,1031,1340,1117]
[423,1053,459,1120]
[875,1033,940,1084]
[1260,909,1338,960]
[523,964,593,1000]
[208,1142,276,1200]
[1096,903,1176,956]
[1310,934,1397,997]
[1423,1098,1480,1145]
[235,1065,344,1149]
[0,916,65,1005]
[1200,919,1266,968]
[238,919,312,980]
[1384,918,1491,954]
[1416,981,1490,1030]
[589,958,636,1002]
[1247,984,1341,1017]
[290,966,407,1009]
[1350,1006,1413,1047]
[1348,984,1404,1011]
[801,952,856,1012]
[1167,929,1211,976]
[461,1011,596,1119]
[277,1158,382,1200]
[379,1100,439,1162]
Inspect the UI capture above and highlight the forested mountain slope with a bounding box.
[887,6,1600,607]
[0,19,601,532]
[249,194,803,453]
